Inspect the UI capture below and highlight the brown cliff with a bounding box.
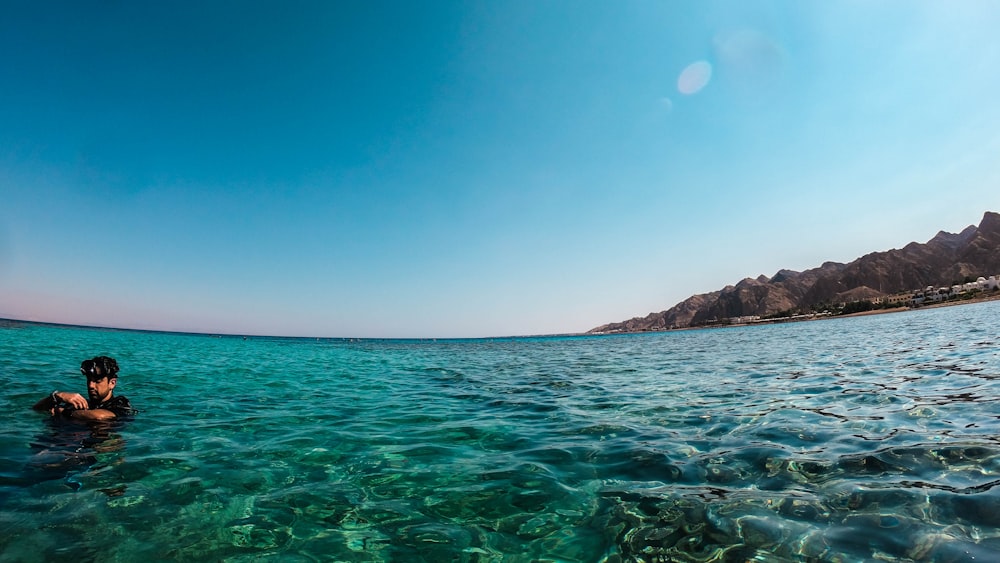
[590,211,1000,333]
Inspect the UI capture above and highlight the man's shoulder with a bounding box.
[102,395,139,416]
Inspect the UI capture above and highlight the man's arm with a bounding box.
[32,395,54,412]
[69,397,134,420]
[32,391,89,412]
[66,408,117,421]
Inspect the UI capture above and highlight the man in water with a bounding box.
[33,356,137,420]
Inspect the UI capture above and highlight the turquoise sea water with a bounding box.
[1,302,1000,562]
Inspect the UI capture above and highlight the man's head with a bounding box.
[81,356,119,404]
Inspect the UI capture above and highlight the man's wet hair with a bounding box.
[81,356,119,379]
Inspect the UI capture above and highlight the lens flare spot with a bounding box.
[677,61,712,95]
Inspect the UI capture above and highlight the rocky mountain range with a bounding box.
[589,211,1000,333]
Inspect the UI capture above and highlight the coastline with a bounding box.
[732,291,1000,327]
[744,291,1000,326]
[606,290,1000,334]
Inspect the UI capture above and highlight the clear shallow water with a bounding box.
[2,302,1000,562]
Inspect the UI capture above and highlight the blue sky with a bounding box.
[2,1,999,338]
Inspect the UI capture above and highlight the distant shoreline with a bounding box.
[835,290,1000,319]
[597,290,1000,335]
[724,291,1000,328]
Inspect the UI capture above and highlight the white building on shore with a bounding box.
[911,275,998,305]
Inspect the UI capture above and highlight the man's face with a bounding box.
[86,374,116,404]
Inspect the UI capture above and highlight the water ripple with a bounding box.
[2,302,1000,560]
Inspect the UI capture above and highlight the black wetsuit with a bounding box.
[91,395,137,417]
